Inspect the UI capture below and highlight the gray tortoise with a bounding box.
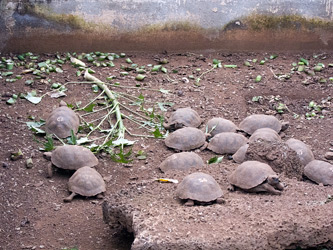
[304,160,333,186]
[45,100,80,138]
[239,114,282,135]
[163,107,201,130]
[286,138,314,166]
[165,127,207,151]
[64,166,106,202]
[248,128,282,143]
[207,132,248,154]
[176,172,224,206]
[206,117,238,137]
[228,161,284,195]
[159,152,204,173]
[44,145,98,177]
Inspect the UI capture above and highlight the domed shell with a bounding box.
[45,105,80,138]
[159,152,204,172]
[164,107,201,130]
[249,128,281,143]
[206,117,238,137]
[165,127,206,151]
[232,144,249,163]
[304,160,333,185]
[51,145,98,170]
[228,161,277,189]
[286,138,314,166]
[68,166,106,197]
[176,172,223,202]
[207,132,248,154]
[239,114,281,135]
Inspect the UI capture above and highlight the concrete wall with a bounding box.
[1,0,333,52]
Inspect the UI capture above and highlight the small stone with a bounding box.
[26,158,33,169]
[324,152,333,160]
[2,162,9,168]
[296,125,302,129]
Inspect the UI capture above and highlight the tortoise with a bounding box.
[232,144,249,163]
[165,127,207,151]
[304,160,333,185]
[163,107,201,130]
[43,145,98,177]
[206,117,238,137]
[45,100,80,138]
[64,166,106,202]
[285,138,314,166]
[228,161,284,195]
[248,128,281,143]
[159,152,204,173]
[176,172,224,206]
[239,114,282,135]
[207,132,248,154]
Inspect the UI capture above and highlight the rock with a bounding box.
[325,152,333,160]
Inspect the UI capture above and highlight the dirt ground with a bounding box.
[0,50,332,250]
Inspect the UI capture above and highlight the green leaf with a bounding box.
[26,120,46,134]
[255,75,262,82]
[83,103,96,112]
[252,96,262,102]
[135,74,146,81]
[157,102,174,112]
[112,138,136,147]
[125,58,133,64]
[67,130,77,145]
[270,54,278,59]
[6,98,16,105]
[224,65,237,68]
[159,89,169,94]
[43,136,55,152]
[300,58,309,66]
[153,127,164,138]
[161,67,168,73]
[110,149,133,163]
[152,65,162,72]
[25,91,42,104]
[76,137,91,145]
[244,61,251,67]
[207,156,224,164]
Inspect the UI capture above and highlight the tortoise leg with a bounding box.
[184,199,195,206]
[216,198,225,204]
[227,184,236,192]
[275,182,284,191]
[63,192,76,202]
[47,163,53,178]
[199,142,208,151]
[255,183,282,195]
[96,192,104,199]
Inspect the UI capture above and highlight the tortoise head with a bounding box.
[267,175,284,190]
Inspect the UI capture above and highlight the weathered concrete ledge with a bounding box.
[102,165,333,249]
[1,0,333,52]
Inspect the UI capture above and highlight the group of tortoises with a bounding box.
[161,107,333,206]
[43,102,106,202]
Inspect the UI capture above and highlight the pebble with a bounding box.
[324,152,333,160]
[2,162,9,168]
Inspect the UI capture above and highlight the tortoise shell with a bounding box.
[51,145,98,170]
[159,152,204,172]
[228,161,277,190]
[232,144,249,163]
[165,127,206,151]
[207,132,248,154]
[304,160,333,185]
[164,107,201,130]
[206,117,238,137]
[249,128,281,143]
[68,166,106,197]
[239,114,281,135]
[286,138,314,166]
[45,103,80,138]
[176,172,223,202]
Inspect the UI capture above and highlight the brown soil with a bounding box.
[0,51,332,250]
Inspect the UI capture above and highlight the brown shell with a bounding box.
[228,161,277,189]
[206,117,238,137]
[51,145,98,170]
[45,106,80,138]
[304,160,333,185]
[286,138,314,166]
[207,132,248,154]
[232,144,249,163]
[159,152,204,173]
[68,167,106,196]
[164,107,201,130]
[249,128,281,143]
[239,114,282,135]
[165,127,206,151]
[176,172,223,202]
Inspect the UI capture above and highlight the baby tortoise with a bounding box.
[248,128,281,143]
[45,101,80,138]
[239,114,282,135]
[159,152,204,173]
[286,138,314,166]
[206,117,238,137]
[163,107,201,130]
[44,145,98,178]
[304,160,333,186]
[176,172,224,206]
[64,166,106,202]
[228,161,284,195]
[207,132,248,154]
[165,127,207,151]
